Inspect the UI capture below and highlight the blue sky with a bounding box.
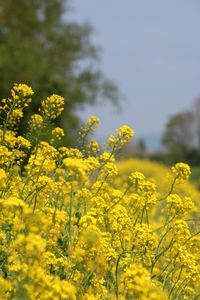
[71,1,200,143]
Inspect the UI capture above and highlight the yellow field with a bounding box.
[0,84,199,299]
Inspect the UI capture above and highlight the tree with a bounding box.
[0,0,119,144]
[137,139,147,154]
[193,98,200,149]
[162,111,194,160]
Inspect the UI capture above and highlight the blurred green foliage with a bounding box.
[162,98,200,166]
[190,166,200,181]
[0,0,119,144]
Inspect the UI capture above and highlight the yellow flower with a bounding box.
[80,116,100,140]
[171,162,191,182]
[29,114,43,130]
[0,168,6,188]
[129,171,145,190]
[0,84,198,299]
[12,83,34,98]
[167,193,194,216]
[39,94,64,119]
[108,125,134,149]
[52,127,65,140]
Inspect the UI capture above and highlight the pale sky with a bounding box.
[71,1,200,142]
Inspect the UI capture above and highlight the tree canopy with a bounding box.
[162,98,200,164]
[0,0,119,144]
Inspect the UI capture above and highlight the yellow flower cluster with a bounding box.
[52,127,65,141]
[80,116,100,148]
[0,83,33,133]
[12,83,34,99]
[0,84,199,299]
[81,116,100,136]
[167,194,194,216]
[171,162,191,183]
[39,94,64,119]
[108,125,134,150]
[29,114,44,130]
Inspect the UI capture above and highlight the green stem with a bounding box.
[168,265,183,299]
[68,184,74,247]
[107,185,130,212]
[33,192,38,212]
[151,228,172,274]
[2,99,17,143]
[115,250,133,300]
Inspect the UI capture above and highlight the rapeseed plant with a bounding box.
[0,84,199,299]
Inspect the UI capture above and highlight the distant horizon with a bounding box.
[93,130,163,152]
